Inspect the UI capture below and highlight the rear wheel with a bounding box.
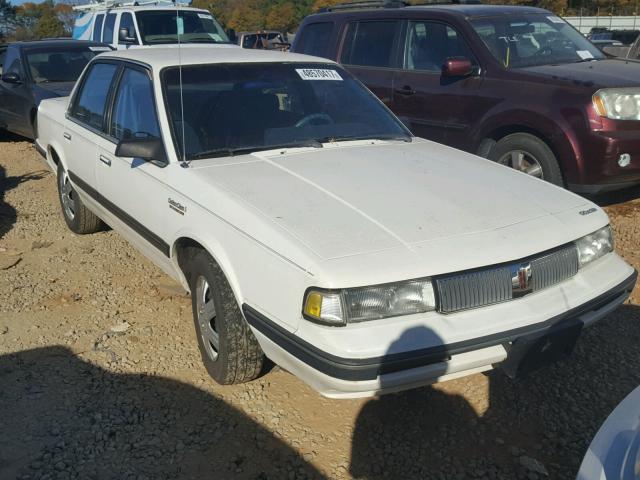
[489,133,563,187]
[183,247,264,385]
[57,163,102,234]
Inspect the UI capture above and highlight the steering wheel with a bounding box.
[295,113,334,128]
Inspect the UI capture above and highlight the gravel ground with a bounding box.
[1,132,639,480]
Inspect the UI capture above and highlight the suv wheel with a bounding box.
[57,163,102,234]
[489,133,563,187]
[183,247,264,385]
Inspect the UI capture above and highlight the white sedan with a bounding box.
[35,46,637,398]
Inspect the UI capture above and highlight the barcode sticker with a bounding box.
[547,15,565,23]
[197,13,213,19]
[296,68,342,81]
[577,50,594,59]
[89,46,111,51]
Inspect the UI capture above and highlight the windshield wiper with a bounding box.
[319,133,413,143]
[190,140,323,159]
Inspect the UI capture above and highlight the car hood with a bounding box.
[189,139,596,262]
[521,59,640,88]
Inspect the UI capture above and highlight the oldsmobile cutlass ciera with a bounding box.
[35,46,637,398]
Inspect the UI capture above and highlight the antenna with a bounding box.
[176,8,188,168]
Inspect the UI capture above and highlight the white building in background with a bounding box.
[565,15,640,34]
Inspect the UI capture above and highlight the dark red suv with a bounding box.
[292,3,640,193]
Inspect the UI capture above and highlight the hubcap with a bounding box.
[195,275,219,362]
[59,170,76,220]
[498,150,544,179]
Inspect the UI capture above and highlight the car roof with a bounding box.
[11,39,110,48]
[310,4,550,19]
[99,45,334,69]
[86,6,207,12]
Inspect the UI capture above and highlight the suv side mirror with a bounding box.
[2,72,21,84]
[226,28,237,43]
[442,57,474,77]
[115,137,167,164]
[118,27,137,44]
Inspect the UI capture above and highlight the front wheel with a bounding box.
[57,163,102,234]
[183,247,264,385]
[488,133,564,187]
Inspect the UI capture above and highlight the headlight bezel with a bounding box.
[593,88,640,121]
[575,225,614,269]
[302,277,437,326]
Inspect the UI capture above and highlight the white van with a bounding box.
[72,0,230,49]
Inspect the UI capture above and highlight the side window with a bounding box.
[71,63,118,131]
[296,22,333,58]
[404,21,477,72]
[93,14,104,42]
[0,48,6,75]
[111,68,160,141]
[341,21,400,68]
[2,47,22,77]
[102,13,117,44]
[118,12,136,44]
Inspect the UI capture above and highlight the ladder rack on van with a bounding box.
[73,0,191,12]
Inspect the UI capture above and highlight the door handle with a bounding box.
[63,132,71,140]
[395,86,416,96]
[99,155,112,167]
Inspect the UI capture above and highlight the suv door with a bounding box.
[93,65,171,260]
[340,20,402,107]
[0,46,34,137]
[392,20,483,149]
[66,61,119,197]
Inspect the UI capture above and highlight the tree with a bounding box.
[35,9,65,38]
[265,2,297,32]
[54,3,75,35]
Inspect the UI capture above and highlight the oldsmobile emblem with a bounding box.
[168,198,186,215]
[579,207,597,216]
[511,263,533,298]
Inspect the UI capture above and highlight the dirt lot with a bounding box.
[1,132,639,480]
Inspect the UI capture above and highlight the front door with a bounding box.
[0,48,33,137]
[392,20,484,150]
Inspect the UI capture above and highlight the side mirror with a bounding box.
[442,57,474,77]
[118,27,137,44]
[115,137,167,164]
[2,72,21,84]
[226,28,237,43]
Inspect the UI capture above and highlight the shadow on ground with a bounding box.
[590,184,640,208]
[350,304,640,479]
[0,164,48,239]
[0,346,324,480]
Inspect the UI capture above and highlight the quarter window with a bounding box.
[71,63,118,131]
[93,14,104,42]
[111,68,160,141]
[341,21,400,68]
[404,21,476,71]
[102,13,117,43]
[296,22,333,58]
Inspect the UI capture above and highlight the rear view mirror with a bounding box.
[2,72,21,84]
[442,57,474,77]
[118,27,137,44]
[115,137,167,164]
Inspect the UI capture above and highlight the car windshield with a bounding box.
[162,63,411,160]
[25,46,102,83]
[470,14,605,68]
[136,10,229,45]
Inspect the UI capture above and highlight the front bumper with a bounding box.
[244,268,637,399]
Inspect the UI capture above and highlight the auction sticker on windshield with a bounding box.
[296,69,343,81]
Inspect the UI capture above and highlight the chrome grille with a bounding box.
[436,245,579,314]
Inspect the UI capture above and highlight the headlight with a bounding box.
[303,278,436,326]
[593,88,640,120]
[575,226,613,268]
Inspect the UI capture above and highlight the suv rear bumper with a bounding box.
[244,269,637,398]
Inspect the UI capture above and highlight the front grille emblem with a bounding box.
[511,263,533,298]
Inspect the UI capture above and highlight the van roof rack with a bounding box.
[322,0,481,12]
[73,0,191,12]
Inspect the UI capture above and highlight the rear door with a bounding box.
[392,19,483,149]
[339,20,402,107]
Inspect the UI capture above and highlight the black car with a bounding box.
[0,39,112,139]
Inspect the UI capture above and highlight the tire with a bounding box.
[57,163,102,234]
[183,247,264,385]
[488,133,564,187]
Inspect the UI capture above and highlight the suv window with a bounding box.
[404,21,476,72]
[119,12,136,45]
[296,22,333,58]
[71,63,118,131]
[0,48,6,75]
[93,14,104,42]
[111,68,160,140]
[102,13,117,44]
[341,21,400,68]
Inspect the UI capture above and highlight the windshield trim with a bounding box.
[159,61,413,163]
